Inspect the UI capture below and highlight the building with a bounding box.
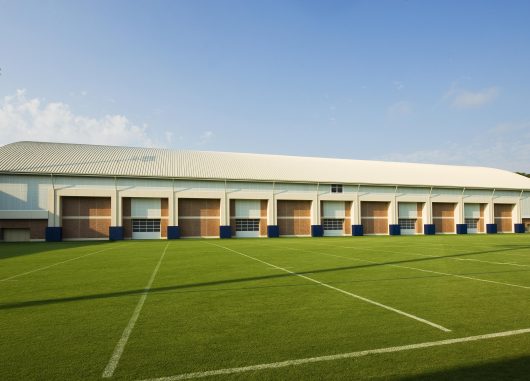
[0,141,529,242]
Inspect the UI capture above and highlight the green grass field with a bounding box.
[1,235,530,380]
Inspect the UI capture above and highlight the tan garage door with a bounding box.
[178,199,220,238]
[494,204,513,233]
[361,202,389,235]
[62,197,111,239]
[277,200,311,236]
[432,203,455,233]
[3,228,30,242]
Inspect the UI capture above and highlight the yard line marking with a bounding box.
[319,243,530,270]
[0,245,125,283]
[331,243,530,259]
[401,251,530,268]
[501,252,530,258]
[312,245,530,291]
[207,243,451,332]
[137,327,530,381]
[102,242,170,378]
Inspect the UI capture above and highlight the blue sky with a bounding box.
[0,0,529,171]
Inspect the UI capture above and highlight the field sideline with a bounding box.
[1,235,530,380]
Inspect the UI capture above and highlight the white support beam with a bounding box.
[111,191,119,226]
[310,198,319,225]
[267,197,275,226]
[389,199,398,225]
[173,195,179,226]
[220,195,228,226]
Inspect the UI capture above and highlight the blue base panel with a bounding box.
[219,226,232,239]
[352,225,363,236]
[389,224,401,236]
[456,224,468,234]
[486,224,497,234]
[424,224,435,235]
[45,227,62,242]
[109,226,124,241]
[311,225,323,237]
[514,223,525,234]
[267,225,279,238]
[167,226,181,239]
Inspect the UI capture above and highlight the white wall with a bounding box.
[522,192,530,218]
[0,175,50,211]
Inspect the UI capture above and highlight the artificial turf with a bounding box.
[1,234,530,380]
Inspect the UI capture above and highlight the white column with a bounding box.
[513,200,521,224]
[47,187,56,227]
[456,200,464,224]
[349,200,356,226]
[310,198,319,225]
[116,194,124,227]
[111,191,119,226]
[54,193,62,227]
[354,196,361,225]
[485,201,495,224]
[267,197,275,225]
[424,200,432,224]
[389,199,398,225]
[220,195,228,226]
[168,192,175,226]
[174,195,179,226]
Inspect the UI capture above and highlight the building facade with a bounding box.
[1,141,529,241]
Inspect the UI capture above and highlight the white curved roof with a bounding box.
[0,141,529,190]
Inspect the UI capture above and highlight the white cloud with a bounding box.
[387,101,413,117]
[379,122,530,171]
[445,85,499,109]
[0,89,162,147]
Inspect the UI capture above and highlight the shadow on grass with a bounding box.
[397,355,530,381]
[0,241,113,260]
[1,245,529,311]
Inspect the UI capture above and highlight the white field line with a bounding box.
[335,242,530,259]
[137,327,530,381]
[0,245,126,283]
[312,245,530,291]
[315,243,530,268]
[500,252,530,258]
[399,251,530,268]
[102,242,170,378]
[207,243,450,332]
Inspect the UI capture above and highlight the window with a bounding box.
[235,219,260,232]
[331,184,343,193]
[399,218,416,230]
[132,219,161,232]
[323,218,344,231]
[465,218,479,229]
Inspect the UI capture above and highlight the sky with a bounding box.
[0,0,529,171]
